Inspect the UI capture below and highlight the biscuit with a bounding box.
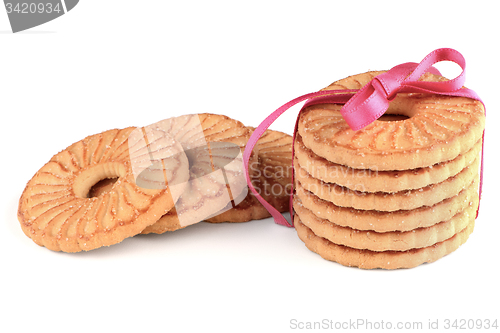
[295,133,482,193]
[294,195,478,251]
[294,157,479,211]
[206,127,293,223]
[295,177,479,232]
[18,127,189,252]
[298,72,485,171]
[141,114,254,234]
[294,215,475,269]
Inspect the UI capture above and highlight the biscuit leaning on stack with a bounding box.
[139,113,254,234]
[141,125,293,232]
[206,127,292,223]
[293,71,485,269]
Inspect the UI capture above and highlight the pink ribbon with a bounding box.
[243,48,485,228]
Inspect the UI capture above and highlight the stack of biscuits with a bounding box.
[293,71,485,269]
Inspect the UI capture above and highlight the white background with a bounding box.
[1,1,499,332]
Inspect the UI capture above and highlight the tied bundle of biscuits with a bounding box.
[16,58,485,270]
[17,114,293,252]
[293,71,485,269]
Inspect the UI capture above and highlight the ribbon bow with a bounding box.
[243,48,485,228]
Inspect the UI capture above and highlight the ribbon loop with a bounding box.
[407,47,466,88]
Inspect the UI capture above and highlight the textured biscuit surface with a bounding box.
[295,177,479,232]
[18,127,189,252]
[298,71,485,171]
[294,157,479,211]
[294,215,475,269]
[294,195,478,251]
[295,133,482,193]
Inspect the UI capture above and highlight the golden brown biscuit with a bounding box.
[18,127,189,252]
[295,177,479,232]
[295,133,482,193]
[294,157,479,211]
[298,71,485,171]
[294,215,475,269]
[294,195,478,251]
